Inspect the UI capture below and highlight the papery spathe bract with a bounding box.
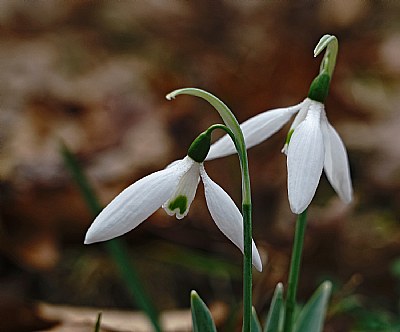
[84,156,263,272]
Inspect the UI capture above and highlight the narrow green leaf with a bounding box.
[251,307,262,332]
[94,312,102,332]
[264,283,284,332]
[191,290,217,332]
[60,142,161,332]
[293,281,332,332]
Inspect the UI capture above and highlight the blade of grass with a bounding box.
[60,142,161,332]
[94,312,102,332]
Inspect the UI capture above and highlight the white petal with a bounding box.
[321,115,353,203]
[287,98,312,133]
[287,102,325,214]
[162,159,200,219]
[85,158,193,244]
[281,99,312,155]
[200,166,262,272]
[206,101,307,161]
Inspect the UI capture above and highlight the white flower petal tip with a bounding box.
[84,228,99,244]
[287,103,325,214]
[252,242,263,272]
[289,202,306,215]
[321,120,353,204]
[200,167,262,271]
[84,158,193,244]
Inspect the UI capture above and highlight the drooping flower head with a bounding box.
[207,35,353,214]
[85,125,263,272]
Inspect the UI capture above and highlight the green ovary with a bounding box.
[168,195,188,215]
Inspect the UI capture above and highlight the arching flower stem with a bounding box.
[188,124,237,163]
[167,88,254,332]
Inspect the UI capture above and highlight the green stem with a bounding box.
[206,124,253,331]
[166,88,250,204]
[283,210,308,332]
[240,141,252,332]
[166,88,254,331]
[242,203,252,332]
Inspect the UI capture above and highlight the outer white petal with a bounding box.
[162,159,200,219]
[287,102,325,214]
[281,98,312,154]
[206,101,307,161]
[200,166,263,272]
[85,157,193,244]
[321,114,353,203]
[287,98,312,133]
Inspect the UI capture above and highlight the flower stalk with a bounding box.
[283,210,308,332]
[167,88,255,332]
[283,35,340,332]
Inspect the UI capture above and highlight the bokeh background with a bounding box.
[1,1,400,331]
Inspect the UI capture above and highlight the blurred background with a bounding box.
[1,1,400,331]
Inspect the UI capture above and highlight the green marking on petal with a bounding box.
[285,129,295,145]
[168,195,188,215]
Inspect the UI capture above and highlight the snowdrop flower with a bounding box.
[207,51,352,214]
[85,128,263,272]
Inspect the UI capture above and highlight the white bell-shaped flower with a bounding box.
[207,98,353,214]
[85,156,263,272]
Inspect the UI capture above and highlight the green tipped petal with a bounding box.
[163,157,199,220]
[167,195,188,215]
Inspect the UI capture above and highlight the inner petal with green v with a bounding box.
[168,195,188,215]
[162,158,200,219]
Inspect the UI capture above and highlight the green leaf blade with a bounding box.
[293,281,332,332]
[264,282,284,332]
[191,290,217,332]
[252,307,262,332]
